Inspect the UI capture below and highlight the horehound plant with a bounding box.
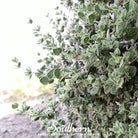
[12,0,138,137]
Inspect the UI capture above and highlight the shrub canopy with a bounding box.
[13,0,138,137]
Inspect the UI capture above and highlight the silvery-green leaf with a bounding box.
[55,69,61,79]
[88,14,95,24]
[78,12,85,21]
[40,77,48,85]
[90,87,99,95]
[53,48,62,55]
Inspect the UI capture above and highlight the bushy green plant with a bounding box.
[13,0,138,137]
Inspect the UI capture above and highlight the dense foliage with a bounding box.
[13,0,138,137]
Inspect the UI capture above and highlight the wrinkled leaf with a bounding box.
[40,77,48,85]
[134,90,138,98]
[129,66,137,77]
[110,87,121,95]
[124,27,138,40]
[129,0,138,12]
[88,14,95,24]
[47,70,54,79]
[87,4,93,11]
[114,48,121,56]
[55,69,61,79]
[53,48,62,55]
[95,5,101,13]
[78,12,85,21]
[90,87,99,95]
[12,103,19,109]
[124,91,131,98]
[83,37,89,44]
[108,58,117,66]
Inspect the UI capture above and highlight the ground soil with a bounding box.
[0,91,53,138]
[0,113,50,138]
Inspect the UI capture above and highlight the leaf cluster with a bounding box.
[12,0,138,137]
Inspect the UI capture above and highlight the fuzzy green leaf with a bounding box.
[95,5,101,13]
[53,48,62,55]
[83,37,89,44]
[88,14,95,24]
[78,12,85,21]
[90,87,99,95]
[114,48,121,56]
[12,103,19,109]
[55,69,61,79]
[129,0,138,12]
[40,77,48,85]
[134,90,138,98]
[110,87,121,95]
[47,70,54,79]
[108,58,117,66]
[129,66,137,77]
[87,4,93,11]
[124,27,138,40]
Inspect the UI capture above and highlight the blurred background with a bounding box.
[0,0,59,118]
